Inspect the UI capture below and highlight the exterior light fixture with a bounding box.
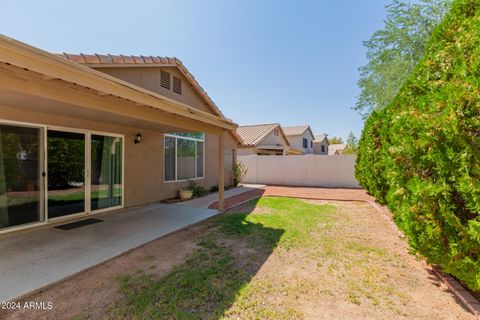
[134,132,142,144]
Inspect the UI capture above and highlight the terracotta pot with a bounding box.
[179,189,193,200]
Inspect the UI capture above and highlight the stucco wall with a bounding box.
[237,147,255,156]
[286,131,314,154]
[259,130,287,147]
[0,105,235,208]
[237,147,282,156]
[93,66,215,115]
[238,154,360,188]
[313,140,329,155]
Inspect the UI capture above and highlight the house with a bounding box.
[328,144,346,155]
[0,35,239,234]
[282,125,315,154]
[313,134,329,155]
[236,123,291,155]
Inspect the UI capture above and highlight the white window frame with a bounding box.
[164,133,205,183]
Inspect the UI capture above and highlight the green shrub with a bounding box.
[187,180,208,198]
[232,161,248,187]
[356,0,480,290]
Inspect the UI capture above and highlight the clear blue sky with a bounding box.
[1,0,389,140]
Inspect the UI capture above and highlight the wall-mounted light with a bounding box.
[134,132,142,144]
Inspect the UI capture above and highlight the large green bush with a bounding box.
[356,0,480,290]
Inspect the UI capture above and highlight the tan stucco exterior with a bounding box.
[0,104,235,208]
[237,128,288,156]
[0,35,238,233]
[286,131,314,154]
[313,138,329,155]
[94,66,214,115]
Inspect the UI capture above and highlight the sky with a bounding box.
[0,0,389,140]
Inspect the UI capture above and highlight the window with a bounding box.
[161,70,171,89]
[172,76,182,94]
[310,141,313,148]
[303,138,308,148]
[164,133,205,181]
[321,145,325,153]
[224,148,233,170]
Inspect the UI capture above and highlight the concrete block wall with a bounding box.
[238,154,360,188]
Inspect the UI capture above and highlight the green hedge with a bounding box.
[356,0,480,290]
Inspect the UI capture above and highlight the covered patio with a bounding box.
[0,35,237,237]
[0,202,218,302]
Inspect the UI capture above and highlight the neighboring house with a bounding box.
[237,123,290,155]
[313,134,329,155]
[329,144,346,155]
[282,125,315,154]
[0,35,239,234]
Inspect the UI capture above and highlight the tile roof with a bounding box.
[237,123,288,146]
[56,53,224,118]
[283,125,313,137]
[328,144,346,155]
[314,134,327,142]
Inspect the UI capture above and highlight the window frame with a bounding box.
[164,133,205,183]
[224,148,234,170]
[303,138,308,149]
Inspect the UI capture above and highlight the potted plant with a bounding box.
[179,187,193,200]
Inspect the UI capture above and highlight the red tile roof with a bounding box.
[237,123,290,147]
[56,53,224,118]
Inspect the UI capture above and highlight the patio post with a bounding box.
[218,131,225,211]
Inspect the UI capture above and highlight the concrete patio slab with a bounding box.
[177,184,265,209]
[0,203,218,303]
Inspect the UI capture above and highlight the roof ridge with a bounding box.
[283,124,309,128]
[239,123,279,128]
[56,52,226,119]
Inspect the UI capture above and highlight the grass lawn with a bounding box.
[105,197,473,320]
[4,196,472,320]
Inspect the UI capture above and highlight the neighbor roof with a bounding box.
[328,144,346,155]
[314,134,328,144]
[283,125,314,138]
[237,123,290,147]
[56,53,224,118]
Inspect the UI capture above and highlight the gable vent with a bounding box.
[172,76,182,95]
[160,70,171,89]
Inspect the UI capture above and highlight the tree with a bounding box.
[343,132,358,154]
[354,0,451,118]
[328,136,343,144]
[355,0,480,290]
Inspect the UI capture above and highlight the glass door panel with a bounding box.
[91,135,122,211]
[0,124,41,229]
[47,130,85,218]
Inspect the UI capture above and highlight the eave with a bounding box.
[0,34,236,132]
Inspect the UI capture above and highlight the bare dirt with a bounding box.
[1,199,476,320]
[0,222,208,320]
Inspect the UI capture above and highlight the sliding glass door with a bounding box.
[90,134,123,211]
[0,122,124,232]
[0,124,42,230]
[47,130,86,219]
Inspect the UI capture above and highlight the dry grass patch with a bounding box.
[3,197,474,320]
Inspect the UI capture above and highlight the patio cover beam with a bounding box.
[0,35,236,132]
